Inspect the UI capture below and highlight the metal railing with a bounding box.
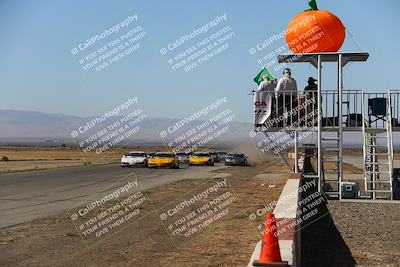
[260,90,319,129]
[256,90,400,130]
[322,90,362,127]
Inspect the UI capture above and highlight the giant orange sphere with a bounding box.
[285,10,345,54]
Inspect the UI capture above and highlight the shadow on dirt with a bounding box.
[300,179,355,267]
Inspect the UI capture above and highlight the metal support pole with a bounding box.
[294,131,298,173]
[361,91,368,195]
[372,134,376,200]
[338,54,343,200]
[387,91,394,200]
[317,55,322,192]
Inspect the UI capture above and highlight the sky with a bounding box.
[0,0,399,122]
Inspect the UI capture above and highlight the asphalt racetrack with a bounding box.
[0,164,227,228]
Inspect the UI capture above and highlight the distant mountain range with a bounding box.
[0,110,80,139]
[0,109,253,147]
[0,109,398,148]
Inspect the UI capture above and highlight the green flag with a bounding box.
[253,68,275,85]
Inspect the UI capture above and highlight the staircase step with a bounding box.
[323,126,340,129]
[324,148,340,151]
[298,146,317,149]
[366,171,391,174]
[323,159,340,162]
[324,169,339,172]
[322,137,340,141]
[364,128,387,133]
[365,181,391,183]
[324,171,339,174]
[365,190,392,193]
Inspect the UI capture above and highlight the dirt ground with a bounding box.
[0,146,118,160]
[328,201,400,267]
[300,186,400,267]
[0,164,285,267]
[0,147,121,173]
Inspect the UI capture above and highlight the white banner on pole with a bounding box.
[254,91,272,125]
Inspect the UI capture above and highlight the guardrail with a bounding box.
[247,173,302,267]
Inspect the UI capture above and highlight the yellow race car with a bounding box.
[189,152,214,166]
[147,153,179,169]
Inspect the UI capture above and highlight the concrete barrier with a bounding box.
[248,173,302,267]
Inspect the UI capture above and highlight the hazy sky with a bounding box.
[0,0,399,122]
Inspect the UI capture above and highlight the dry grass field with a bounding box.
[0,146,167,173]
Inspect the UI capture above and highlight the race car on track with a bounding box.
[216,151,227,160]
[120,151,148,167]
[210,152,221,163]
[147,152,179,169]
[224,153,248,166]
[175,152,190,164]
[189,152,214,166]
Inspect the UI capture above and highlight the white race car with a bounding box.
[120,151,147,167]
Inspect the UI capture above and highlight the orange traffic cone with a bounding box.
[253,213,288,266]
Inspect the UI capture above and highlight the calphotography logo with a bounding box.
[160,14,236,72]
[69,97,148,160]
[156,178,243,248]
[158,97,236,154]
[68,176,152,248]
[70,13,147,72]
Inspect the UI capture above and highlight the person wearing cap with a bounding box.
[275,68,298,126]
[304,77,318,125]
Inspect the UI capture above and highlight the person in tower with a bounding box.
[275,68,298,126]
